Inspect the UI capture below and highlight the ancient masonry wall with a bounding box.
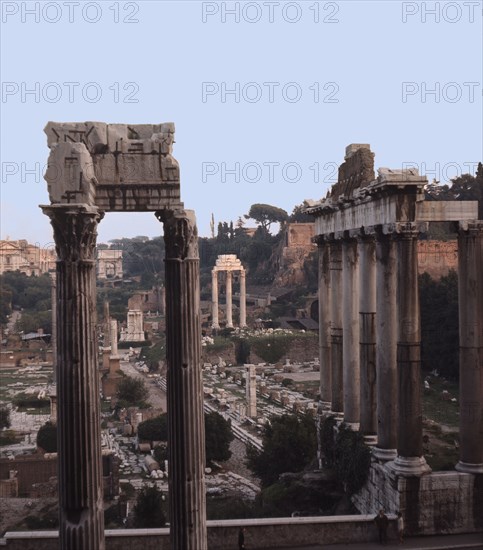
[352,461,483,536]
[418,240,458,279]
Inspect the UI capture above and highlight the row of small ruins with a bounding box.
[10,122,480,549]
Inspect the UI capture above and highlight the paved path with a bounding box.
[258,532,483,550]
[120,361,166,411]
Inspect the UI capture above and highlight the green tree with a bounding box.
[334,424,371,495]
[246,413,316,487]
[37,421,57,452]
[0,406,11,430]
[289,203,313,223]
[205,411,234,464]
[246,204,288,233]
[420,271,459,378]
[235,339,251,365]
[116,376,149,408]
[138,414,168,442]
[133,486,166,528]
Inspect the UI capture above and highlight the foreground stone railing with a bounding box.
[3,515,397,549]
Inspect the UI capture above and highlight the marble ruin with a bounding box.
[245,364,258,418]
[97,248,123,279]
[120,310,145,342]
[42,121,206,550]
[307,144,482,534]
[211,254,247,328]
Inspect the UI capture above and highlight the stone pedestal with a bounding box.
[329,241,343,416]
[246,364,257,418]
[342,236,360,428]
[456,222,483,474]
[359,234,377,436]
[317,238,332,408]
[374,228,397,461]
[42,204,105,550]
[157,209,207,549]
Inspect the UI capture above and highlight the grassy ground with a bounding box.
[422,374,459,470]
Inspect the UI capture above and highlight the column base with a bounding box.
[344,421,360,431]
[389,455,432,477]
[330,410,344,421]
[372,447,397,462]
[226,324,234,329]
[363,434,378,446]
[318,401,332,412]
[455,461,483,474]
[212,324,220,330]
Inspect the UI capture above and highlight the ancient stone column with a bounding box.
[317,236,331,409]
[456,221,483,474]
[373,227,397,461]
[342,235,360,428]
[359,233,377,439]
[329,240,343,416]
[393,223,430,475]
[225,270,233,328]
[110,319,118,357]
[246,364,257,417]
[42,204,105,550]
[239,269,247,328]
[211,269,219,329]
[156,209,207,549]
[50,270,57,378]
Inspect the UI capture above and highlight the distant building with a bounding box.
[97,249,123,279]
[0,239,56,276]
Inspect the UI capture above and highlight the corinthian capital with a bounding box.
[156,209,199,260]
[41,204,104,262]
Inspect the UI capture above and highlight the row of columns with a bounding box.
[212,268,247,329]
[318,221,483,474]
[317,223,429,474]
[43,204,208,549]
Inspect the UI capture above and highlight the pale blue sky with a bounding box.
[1,0,482,245]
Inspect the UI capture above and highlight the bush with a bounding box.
[116,376,149,408]
[138,414,168,442]
[205,411,234,464]
[235,338,251,365]
[334,424,371,495]
[246,413,316,487]
[37,421,57,452]
[249,334,294,364]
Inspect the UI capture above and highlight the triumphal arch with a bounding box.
[308,144,482,535]
[42,121,206,549]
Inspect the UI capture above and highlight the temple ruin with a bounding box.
[41,121,207,549]
[307,144,482,534]
[211,254,247,329]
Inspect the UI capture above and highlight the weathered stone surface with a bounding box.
[44,121,181,212]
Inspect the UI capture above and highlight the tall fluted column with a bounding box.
[359,233,377,438]
[342,235,360,428]
[456,221,483,474]
[42,204,105,550]
[393,224,430,475]
[50,270,57,378]
[156,209,207,549]
[374,227,397,461]
[239,269,247,328]
[317,236,332,409]
[329,240,343,416]
[211,269,219,329]
[225,270,233,328]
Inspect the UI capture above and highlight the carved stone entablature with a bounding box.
[44,121,181,212]
[213,254,244,272]
[156,209,199,261]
